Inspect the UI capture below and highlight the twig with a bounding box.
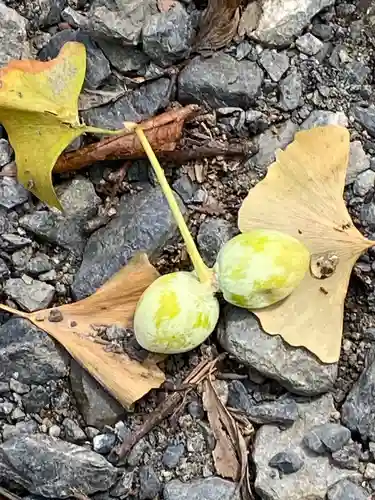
[0,487,22,500]
[108,354,225,464]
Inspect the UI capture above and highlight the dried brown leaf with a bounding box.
[238,125,375,364]
[194,0,242,52]
[0,254,165,408]
[54,105,200,174]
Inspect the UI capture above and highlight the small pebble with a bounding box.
[92,433,116,454]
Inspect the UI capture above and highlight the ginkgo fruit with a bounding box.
[131,126,309,354]
[215,230,310,309]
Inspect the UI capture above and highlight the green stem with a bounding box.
[134,127,212,284]
[83,125,125,136]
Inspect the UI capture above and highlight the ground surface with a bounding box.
[0,1,375,499]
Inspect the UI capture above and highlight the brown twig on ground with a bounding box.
[109,354,225,464]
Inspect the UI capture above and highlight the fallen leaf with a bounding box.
[238,125,374,364]
[194,0,242,52]
[237,1,262,38]
[0,254,165,408]
[0,42,121,210]
[203,375,254,499]
[203,378,240,480]
[54,105,200,173]
[157,0,177,12]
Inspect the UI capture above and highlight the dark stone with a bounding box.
[142,3,193,67]
[164,477,241,500]
[20,177,100,255]
[0,257,10,279]
[162,444,185,469]
[342,349,375,441]
[110,471,134,498]
[311,23,333,41]
[0,178,29,210]
[38,0,67,27]
[38,30,111,89]
[96,39,149,74]
[279,69,302,111]
[218,306,337,396]
[245,399,298,426]
[139,465,161,500]
[69,360,123,429]
[331,443,361,470]
[352,105,375,137]
[303,424,351,453]
[178,53,263,109]
[269,451,304,474]
[227,380,253,413]
[342,61,371,86]
[81,77,173,130]
[26,254,53,276]
[22,386,50,414]
[197,218,237,267]
[327,479,368,500]
[0,434,118,498]
[72,186,185,299]
[0,318,68,385]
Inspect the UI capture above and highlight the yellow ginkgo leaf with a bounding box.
[238,125,374,364]
[0,42,121,210]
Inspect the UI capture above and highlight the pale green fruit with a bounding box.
[215,229,310,309]
[134,271,220,354]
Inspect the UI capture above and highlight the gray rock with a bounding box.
[22,386,50,414]
[218,306,337,395]
[327,479,368,500]
[269,450,304,474]
[63,418,87,443]
[0,257,10,279]
[172,174,198,203]
[254,394,359,500]
[61,6,88,28]
[197,218,237,268]
[2,420,38,441]
[162,443,185,469]
[0,139,13,167]
[38,30,111,90]
[164,477,241,500]
[82,77,173,130]
[0,177,29,209]
[352,105,375,137]
[250,120,298,169]
[301,110,348,130]
[4,277,55,312]
[341,349,375,441]
[252,0,336,46]
[346,141,370,185]
[110,471,134,497]
[353,169,375,196]
[89,0,156,44]
[142,3,193,67]
[33,0,66,27]
[342,61,371,86]
[96,39,149,74]
[303,424,351,453]
[331,443,361,470]
[0,234,32,251]
[311,23,333,40]
[69,360,123,429]
[20,177,100,255]
[12,247,33,271]
[139,465,161,500]
[259,50,289,82]
[0,434,118,498]
[9,378,30,394]
[244,399,298,427]
[279,69,302,110]
[0,401,14,417]
[0,318,68,384]
[72,186,185,299]
[26,253,53,276]
[361,198,375,228]
[0,3,30,67]
[92,433,116,454]
[178,53,263,109]
[296,33,324,55]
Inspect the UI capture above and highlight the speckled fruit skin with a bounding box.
[133,272,220,354]
[215,229,310,309]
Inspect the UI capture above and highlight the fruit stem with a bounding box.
[134,126,213,284]
[83,125,125,135]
